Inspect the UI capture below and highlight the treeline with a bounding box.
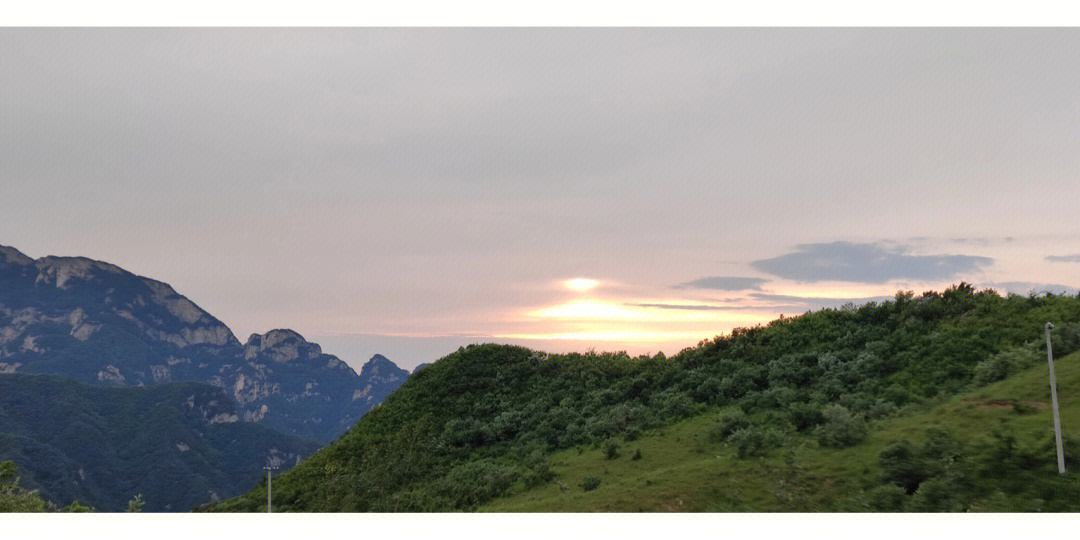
[0,460,143,512]
[213,285,1080,511]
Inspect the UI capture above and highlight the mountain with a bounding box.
[0,373,319,511]
[213,285,1080,512]
[0,244,408,443]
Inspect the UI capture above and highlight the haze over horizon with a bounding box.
[4,28,1080,370]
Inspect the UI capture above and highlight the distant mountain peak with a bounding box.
[246,328,307,349]
[0,244,33,266]
[359,354,407,379]
[35,255,125,289]
[1,244,410,443]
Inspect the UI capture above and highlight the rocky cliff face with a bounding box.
[0,244,409,443]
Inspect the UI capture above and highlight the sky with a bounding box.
[3,28,1080,371]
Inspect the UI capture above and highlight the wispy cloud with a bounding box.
[747,293,895,312]
[672,276,769,291]
[982,282,1080,296]
[626,302,780,312]
[1046,254,1080,263]
[752,242,992,283]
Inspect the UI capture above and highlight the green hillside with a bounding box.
[482,350,1080,511]
[214,285,1080,512]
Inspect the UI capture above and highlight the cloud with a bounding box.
[626,302,776,312]
[1046,254,1080,263]
[628,292,895,313]
[671,276,768,291]
[982,282,1080,296]
[749,292,894,311]
[751,242,993,283]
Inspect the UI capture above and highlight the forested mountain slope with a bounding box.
[0,373,319,511]
[215,285,1080,511]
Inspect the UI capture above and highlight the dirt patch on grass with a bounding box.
[963,398,1049,410]
[964,398,1013,409]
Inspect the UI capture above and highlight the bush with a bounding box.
[602,439,619,460]
[435,460,518,508]
[520,451,555,488]
[1051,322,1080,357]
[973,345,1037,386]
[709,409,749,442]
[728,425,786,459]
[878,439,926,494]
[581,476,601,492]
[632,448,642,461]
[907,477,965,512]
[815,404,867,448]
[787,401,824,432]
[126,494,145,513]
[61,500,94,512]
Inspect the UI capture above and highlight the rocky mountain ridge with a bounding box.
[0,244,409,443]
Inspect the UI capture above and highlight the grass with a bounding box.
[480,351,1080,512]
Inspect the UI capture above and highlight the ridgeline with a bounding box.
[213,284,1080,512]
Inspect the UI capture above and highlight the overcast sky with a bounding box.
[3,29,1080,370]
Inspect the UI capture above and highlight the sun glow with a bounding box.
[565,278,600,292]
[494,330,711,343]
[530,300,643,321]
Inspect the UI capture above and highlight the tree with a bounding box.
[0,461,51,513]
[61,500,94,512]
[127,494,145,513]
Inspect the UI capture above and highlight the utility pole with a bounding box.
[263,465,279,513]
[1046,323,1066,474]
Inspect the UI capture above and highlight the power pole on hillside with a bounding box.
[1046,322,1066,474]
[263,465,279,513]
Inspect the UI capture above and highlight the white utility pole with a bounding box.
[1046,322,1066,474]
[263,465,279,513]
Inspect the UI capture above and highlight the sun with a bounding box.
[565,278,599,292]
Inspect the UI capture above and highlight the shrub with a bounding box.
[878,439,926,494]
[61,500,94,512]
[908,477,965,512]
[709,409,749,442]
[973,345,1037,386]
[787,401,824,432]
[815,404,867,448]
[126,494,145,513]
[602,439,619,460]
[520,451,555,488]
[728,425,786,459]
[436,460,518,508]
[1051,322,1080,357]
[581,476,601,492]
[632,448,642,461]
